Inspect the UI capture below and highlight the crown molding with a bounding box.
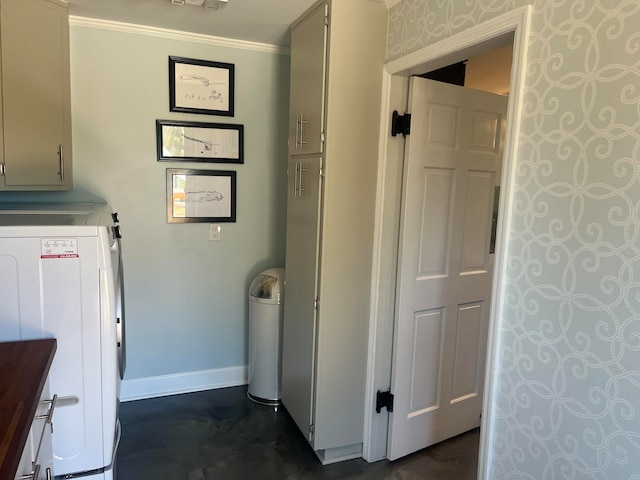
[69,16,290,55]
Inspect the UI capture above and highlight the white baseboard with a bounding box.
[120,366,248,402]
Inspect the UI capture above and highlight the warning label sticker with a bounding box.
[41,239,79,258]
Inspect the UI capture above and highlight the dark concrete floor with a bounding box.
[116,386,479,479]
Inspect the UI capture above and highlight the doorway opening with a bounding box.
[422,44,513,94]
[386,42,514,461]
[363,6,533,479]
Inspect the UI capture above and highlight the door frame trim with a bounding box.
[363,6,533,477]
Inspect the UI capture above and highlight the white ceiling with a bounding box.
[67,0,320,47]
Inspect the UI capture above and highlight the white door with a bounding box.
[388,77,508,460]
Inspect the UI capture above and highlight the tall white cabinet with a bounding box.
[281,0,387,464]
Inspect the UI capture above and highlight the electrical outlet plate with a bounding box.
[209,224,221,241]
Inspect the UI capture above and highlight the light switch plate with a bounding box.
[209,224,221,241]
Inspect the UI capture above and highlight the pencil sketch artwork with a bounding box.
[185,190,224,203]
[162,125,240,160]
[182,133,216,153]
[178,75,224,102]
[172,174,231,219]
[175,62,229,111]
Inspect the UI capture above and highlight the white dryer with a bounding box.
[0,203,125,480]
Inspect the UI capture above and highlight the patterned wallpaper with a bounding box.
[388,1,640,479]
[387,0,531,61]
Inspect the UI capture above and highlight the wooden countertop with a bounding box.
[0,339,56,480]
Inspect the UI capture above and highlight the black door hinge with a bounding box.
[376,389,394,413]
[391,111,411,137]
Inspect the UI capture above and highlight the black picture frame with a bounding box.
[166,168,237,223]
[169,56,235,116]
[156,120,244,164]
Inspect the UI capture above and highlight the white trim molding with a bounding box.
[478,7,532,479]
[120,365,248,402]
[69,16,289,55]
[362,72,408,462]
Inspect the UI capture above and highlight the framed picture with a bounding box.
[157,120,244,163]
[169,56,234,116]
[166,168,236,223]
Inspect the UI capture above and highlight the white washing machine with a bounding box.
[0,202,125,479]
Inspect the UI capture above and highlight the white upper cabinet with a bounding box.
[288,3,328,156]
[0,0,72,190]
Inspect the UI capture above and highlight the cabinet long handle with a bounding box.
[298,162,307,195]
[45,394,57,430]
[294,114,300,151]
[299,114,308,148]
[32,394,57,471]
[58,144,64,182]
[293,162,297,197]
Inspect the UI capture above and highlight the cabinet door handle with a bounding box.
[293,162,297,197]
[46,467,52,480]
[294,161,300,197]
[36,394,57,435]
[58,144,64,182]
[298,162,307,195]
[294,114,300,151]
[32,394,57,469]
[45,394,57,431]
[299,114,308,148]
[36,395,57,424]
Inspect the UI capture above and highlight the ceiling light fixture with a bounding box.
[170,0,228,11]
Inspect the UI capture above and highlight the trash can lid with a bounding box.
[249,268,284,304]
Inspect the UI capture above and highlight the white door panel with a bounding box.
[409,308,445,413]
[450,302,486,402]
[418,168,455,277]
[388,77,508,460]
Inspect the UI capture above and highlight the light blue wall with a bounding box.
[389,1,640,478]
[0,25,290,384]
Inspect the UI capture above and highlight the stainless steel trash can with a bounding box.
[248,268,285,405]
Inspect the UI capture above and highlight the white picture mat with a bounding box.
[172,174,232,218]
[162,125,240,160]
[174,63,230,111]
